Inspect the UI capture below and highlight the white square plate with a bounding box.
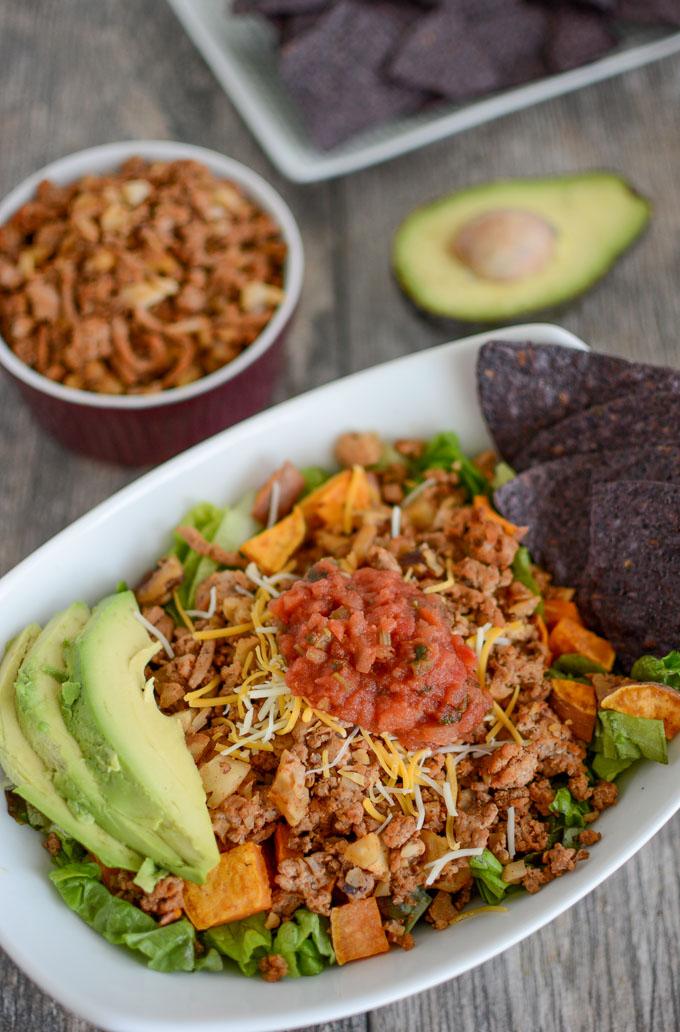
[2,323,679,1032]
[167,0,680,182]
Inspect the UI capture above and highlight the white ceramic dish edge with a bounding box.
[167,0,680,183]
[0,140,304,409]
[1,323,678,1032]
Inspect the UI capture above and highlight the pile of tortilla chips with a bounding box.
[232,0,680,149]
[479,340,680,671]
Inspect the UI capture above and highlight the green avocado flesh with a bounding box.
[14,603,186,874]
[392,173,651,322]
[63,591,219,883]
[0,625,140,871]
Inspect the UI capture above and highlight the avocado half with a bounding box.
[392,173,651,322]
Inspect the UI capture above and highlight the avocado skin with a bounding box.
[14,603,190,874]
[0,625,140,871]
[392,172,651,323]
[63,591,219,884]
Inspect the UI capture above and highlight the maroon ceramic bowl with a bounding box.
[0,141,304,466]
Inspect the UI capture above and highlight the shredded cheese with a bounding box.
[391,505,402,539]
[423,577,456,595]
[267,479,282,529]
[193,622,254,641]
[172,590,195,634]
[186,585,218,620]
[402,477,436,508]
[488,700,524,747]
[424,847,485,887]
[363,798,385,822]
[507,805,516,859]
[133,610,173,659]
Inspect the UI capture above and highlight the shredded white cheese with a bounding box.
[424,847,485,887]
[133,610,174,659]
[507,805,516,859]
[186,585,218,620]
[267,479,282,529]
[402,477,436,508]
[245,561,281,597]
[306,726,360,776]
[390,506,402,539]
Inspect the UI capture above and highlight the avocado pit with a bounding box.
[452,209,556,283]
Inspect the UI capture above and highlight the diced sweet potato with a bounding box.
[269,749,309,827]
[420,830,472,893]
[344,833,389,879]
[241,506,306,574]
[274,823,298,864]
[543,597,582,629]
[300,467,374,530]
[548,618,615,672]
[473,495,523,536]
[600,682,680,740]
[330,897,390,965]
[550,678,597,742]
[183,843,272,930]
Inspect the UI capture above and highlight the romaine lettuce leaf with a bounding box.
[49,861,217,972]
[511,547,543,612]
[205,908,335,979]
[590,710,667,781]
[491,461,516,490]
[300,466,332,494]
[187,491,258,607]
[204,913,272,976]
[469,848,508,905]
[630,651,680,690]
[412,431,489,499]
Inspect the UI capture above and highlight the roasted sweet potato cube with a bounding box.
[344,833,389,879]
[550,678,597,742]
[241,506,305,574]
[600,682,680,740]
[274,823,298,864]
[330,897,390,965]
[183,843,272,930]
[300,467,374,530]
[544,597,582,629]
[548,618,615,672]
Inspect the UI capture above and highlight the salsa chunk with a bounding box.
[271,560,488,749]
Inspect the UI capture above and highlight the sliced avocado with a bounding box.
[392,173,650,322]
[0,625,140,871]
[63,591,219,883]
[15,604,185,874]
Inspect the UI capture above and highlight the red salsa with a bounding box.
[271,559,490,749]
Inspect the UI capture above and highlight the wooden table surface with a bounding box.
[2,3,680,1030]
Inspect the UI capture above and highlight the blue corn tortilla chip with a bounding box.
[516,390,680,469]
[478,341,680,466]
[390,9,501,99]
[587,480,680,669]
[545,6,616,73]
[495,445,680,591]
[617,0,680,25]
[467,1,549,88]
[279,0,427,150]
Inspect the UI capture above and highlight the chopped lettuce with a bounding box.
[412,431,489,499]
[548,788,589,847]
[49,861,220,972]
[511,546,543,612]
[271,909,335,977]
[591,710,667,781]
[204,913,272,976]
[491,461,516,490]
[186,491,258,607]
[469,849,509,905]
[548,653,607,684]
[205,908,334,979]
[379,887,431,932]
[630,651,680,690]
[300,466,332,495]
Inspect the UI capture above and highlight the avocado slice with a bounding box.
[63,591,219,883]
[0,625,140,871]
[392,173,650,322]
[14,603,187,875]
